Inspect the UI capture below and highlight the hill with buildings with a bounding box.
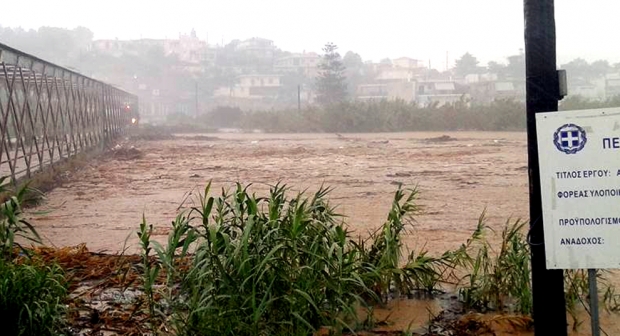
[1,26,619,126]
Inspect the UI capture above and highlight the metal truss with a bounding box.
[0,42,138,182]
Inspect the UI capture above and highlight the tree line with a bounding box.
[201,93,620,133]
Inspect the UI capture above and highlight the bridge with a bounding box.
[0,42,137,183]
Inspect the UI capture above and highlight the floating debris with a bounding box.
[425,135,457,143]
[110,145,143,161]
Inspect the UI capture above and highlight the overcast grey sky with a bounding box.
[1,0,618,68]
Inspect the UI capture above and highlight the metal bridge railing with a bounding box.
[0,42,138,182]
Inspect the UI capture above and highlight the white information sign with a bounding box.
[537,107,620,269]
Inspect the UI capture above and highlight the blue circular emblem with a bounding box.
[553,123,587,154]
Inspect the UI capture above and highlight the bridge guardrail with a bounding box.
[0,42,138,182]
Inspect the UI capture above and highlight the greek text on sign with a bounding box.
[537,107,620,269]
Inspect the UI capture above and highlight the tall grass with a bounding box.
[563,269,619,331]
[448,211,619,330]
[0,259,68,336]
[451,213,532,314]
[358,186,449,300]
[134,183,432,335]
[178,183,380,335]
[0,176,68,335]
[130,181,620,334]
[137,216,161,330]
[0,176,41,259]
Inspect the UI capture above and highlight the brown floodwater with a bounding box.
[25,132,620,334]
[28,132,530,254]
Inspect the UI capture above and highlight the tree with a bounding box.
[380,58,392,65]
[343,51,363,70]
[279,70,309,103]
[589,60,611,78]
[487,61,505,75]
[561,58,590,79]
[315,42,348,106]
[560,58,612,82]
[343,51,364,96]
[454,52,482,77]
[505,51,525,80]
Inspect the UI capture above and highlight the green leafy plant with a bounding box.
[137,215,162,331]
[563,269,588,331]
[358,186,447,300]
[128,180,620,335]
[0,176,42,259]
[0,175,68,336]
[453,213,532,314]
[175,183,376,335]
[0,259,68,336]
[134,183,436,335]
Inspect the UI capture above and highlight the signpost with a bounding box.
[535,108,620,336]
[523,1,569,334]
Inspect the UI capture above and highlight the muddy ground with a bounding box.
[28,132,529,254]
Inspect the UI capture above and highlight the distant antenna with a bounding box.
[446,51,449,72]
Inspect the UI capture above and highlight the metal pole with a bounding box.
[588,269,601,336]
[523,1,568,335]
[298,84,301,111]
[195,81,199,119]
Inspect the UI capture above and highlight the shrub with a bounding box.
[203,106,244,127]
[239,99,526,133]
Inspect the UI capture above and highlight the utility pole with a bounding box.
[523,1,568,335]
[195,81,199,119]
[297,85,301,112]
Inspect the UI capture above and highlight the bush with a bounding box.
[203,106,244,127]
[239,99,526,133]
[163,113,218,133]
[238,94,620,133]
[0,259,68,336]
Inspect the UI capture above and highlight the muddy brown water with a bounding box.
[25,132,620,334]
[29,132,529,254]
